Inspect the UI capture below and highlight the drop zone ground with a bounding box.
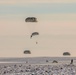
[0,57,76,75]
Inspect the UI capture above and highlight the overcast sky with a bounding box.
[0,0,76,57]
[0,0,76,4]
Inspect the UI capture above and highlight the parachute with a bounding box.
[24,50,31,54]
[30,32,39,44]
[52,60,58,63]
[63,52,71,56]
[25,17,37,22]
[30,32,39,38]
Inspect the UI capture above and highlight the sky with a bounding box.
[0,0,76,57]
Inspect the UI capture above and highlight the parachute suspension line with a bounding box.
[25,23,36,37]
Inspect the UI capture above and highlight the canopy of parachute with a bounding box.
[63,52,71,56]
[30,32,39,38]
[25,17,37,22]
[24,50,31,54]
[52,60,58,63]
